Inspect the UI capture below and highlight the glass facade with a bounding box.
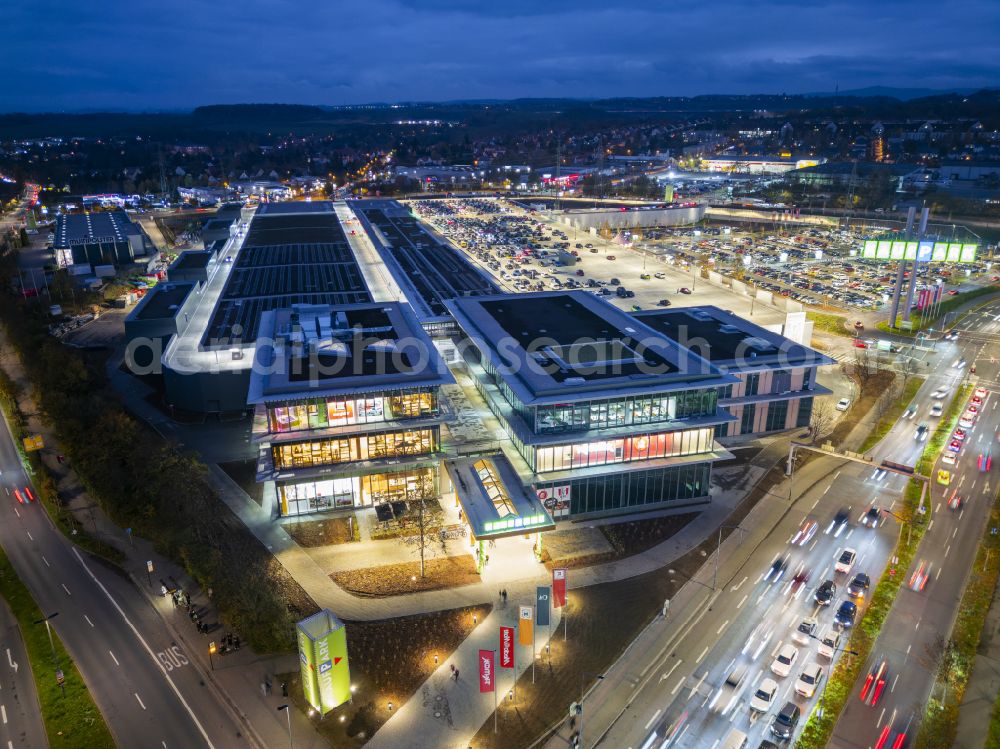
[740,403,756,433]
[267,390,438,434]
[537,463,710,517]
[533,427,714,473]
[765,400,789,431]
[272,428,437,470]
[532,389,717,434]
[279,467,437,516]
[796,397,813,428]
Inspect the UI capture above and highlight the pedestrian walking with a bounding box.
[234,635,241,651]
[454,668,460,682]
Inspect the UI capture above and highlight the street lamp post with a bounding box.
[713,525,748,590]
[575,671,605,749]
[33,612,62,695]
[277,704,293,749]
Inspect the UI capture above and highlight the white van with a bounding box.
[720,728,748,749]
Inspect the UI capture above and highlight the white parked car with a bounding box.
[796,662,825,698]
[771,643,800,678]
[835,398,851,412]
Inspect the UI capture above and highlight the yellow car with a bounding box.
[937,469,952,486]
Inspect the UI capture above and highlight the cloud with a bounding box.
[7,0,1000,110]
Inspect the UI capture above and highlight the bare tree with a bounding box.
[874,376,903,424]
[810,398,837,444]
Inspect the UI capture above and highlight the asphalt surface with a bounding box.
[0,409,249,747]
[0,598,46,749]
[829,299,1000,749]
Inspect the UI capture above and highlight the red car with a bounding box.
[860,658,889,706]
[679,287,692,295]
[854,339,867,349]
[607,255,616,261]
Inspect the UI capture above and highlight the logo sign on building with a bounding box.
[499,627,515,668]
[296,610,351,715]
[537,485,571,516]
[518,605,534,646]
[479,649,495,693]
[536,586,551,627]
[862,239,977,264]
[553,568,567,608]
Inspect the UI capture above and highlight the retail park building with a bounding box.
[124,198,832,541]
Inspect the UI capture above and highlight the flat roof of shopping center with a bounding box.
[129,282,197,321]
[247,301,453,405]
[446,291,736,406]
[632,306,835,371]
[202,201,371,347]
[350,199,498,322]
[54,210,138,248]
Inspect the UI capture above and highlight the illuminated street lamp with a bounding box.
[277,704,293,749]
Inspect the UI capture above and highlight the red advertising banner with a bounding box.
[479,649,495,693]
[499,627,515,668]
[553,568,567,608]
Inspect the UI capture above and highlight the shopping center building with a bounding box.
[248,301,453,516]
[632,306,834,439]
[446,291,740,520]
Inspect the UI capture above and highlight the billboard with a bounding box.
[297,610,351,715]
[861,239,977,264]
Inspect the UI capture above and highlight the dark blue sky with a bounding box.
[10,0,1000,111]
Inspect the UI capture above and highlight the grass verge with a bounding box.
[0,547,115,748]
[807,310,852,337]
[858,376,925,454]
[795,384,969,748]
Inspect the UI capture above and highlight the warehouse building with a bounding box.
[53,210,150,267]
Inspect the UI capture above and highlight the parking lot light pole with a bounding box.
[576,671,604,749]
[32,612,59,666]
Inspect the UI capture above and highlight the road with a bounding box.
[0,597,46,749]
[557,304,986,749]
[0,407,250,747]
[829,299,1000,749]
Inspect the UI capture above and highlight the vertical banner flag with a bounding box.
[536,586,551,627]
[479,649,495,693]
[499,626,515,668]
[553,568,567,608]
[518,605,534,646]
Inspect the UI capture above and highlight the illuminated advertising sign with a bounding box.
[861,239,977,264]
[297,610,351,715]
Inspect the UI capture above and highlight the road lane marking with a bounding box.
[61,584,70,596]
[907,644,912,654]
[670,676,685,695]
[25,530,32,541]
[928,520,935,532]
[823,486,830,495]
[644,708,662,730]
[959,475,966,489]
[109,651,119,666]
[809,538,818,551]
[689,671,707,700]
[845,528,854,541]
[960,509,965,520]
[737,594,749,612]
[71,549,217,749]
[891,673,900,692]
[717,620,730,635]
[1,705,6,725]
[135,693,146,710]
[916,618,922,631]
[936,566,943,580]
[877,706,886,727]
[945,545,951,558]
[936,502,941,514]
[41,556,49,567]
[83,615,94,628]
[696,646,709,664]
[731,576,748,592]
[658,660,682,684]
[12,507,18,518]
[953,527,958,539]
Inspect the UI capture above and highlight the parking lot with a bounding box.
[407,197,995,320]
[405,197,787,325]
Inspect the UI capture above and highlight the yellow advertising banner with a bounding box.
[518,605,534,646]
[22,435,43,452]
